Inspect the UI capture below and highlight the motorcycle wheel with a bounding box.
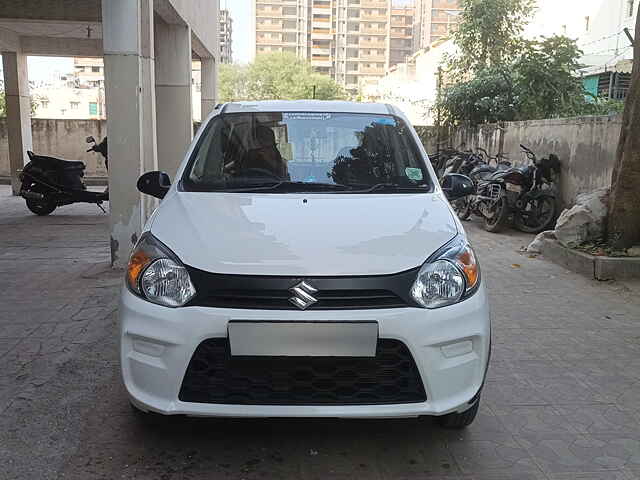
[514,194,556,234]
[453,196,472,221]
[483,196,508,233]
[25,184,57,216]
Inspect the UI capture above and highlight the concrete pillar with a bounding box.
[155,19,193,178]
[140,0,160,223]
[102,0,157,267]
[200,56,217,121]
[1,52,33,195]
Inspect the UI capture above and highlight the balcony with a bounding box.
[256,8,283,17]
[360,27,387,35]
[311,28,333,39]
[311,58,333,68]
[359,40,386,48]
[360,13,387,21]
[358,65,384,74]
[256,23,283,31]
[358,54,386,62]
[311,46,331,55]
[360,0,388,7]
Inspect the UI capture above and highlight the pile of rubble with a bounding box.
[527,188,640,257]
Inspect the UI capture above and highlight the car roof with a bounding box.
[222,100,396,115]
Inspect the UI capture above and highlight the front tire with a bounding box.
[436,400,479,429]
[483,196,508,233]
[453,196,472,220]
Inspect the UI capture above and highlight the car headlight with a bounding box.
[126,232,196,307]
[411,235,480,309]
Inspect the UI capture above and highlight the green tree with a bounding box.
[0,90,40,117]
[438,36,587,124]
[513,36,586,119]
[450,0,536,73]
[438,67,517,125]
[218,63,249,103]
[245,53,346,101]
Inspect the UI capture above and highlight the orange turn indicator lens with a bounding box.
[457,247,479,290]
[127,250,152,292]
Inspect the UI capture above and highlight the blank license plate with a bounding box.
[506,183,522,193]
[228,321,379,357]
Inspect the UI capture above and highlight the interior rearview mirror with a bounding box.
[441,173,474,201]
[86,136,95,143]
[137,171,171,199]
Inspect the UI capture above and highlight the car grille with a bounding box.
[193,289,406,310]
[185,267,419,310]
[179,338,427,405]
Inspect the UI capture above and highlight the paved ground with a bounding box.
[1,184,640,480]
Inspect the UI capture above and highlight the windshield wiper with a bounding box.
[222,181,354,193]
[348,183,430,193]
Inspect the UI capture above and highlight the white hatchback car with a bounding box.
[121,100,490,428]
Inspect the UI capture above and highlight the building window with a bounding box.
[585,16,590,31]
[70,101,80,110]
[89,102,98,115]
[40,99,49,108]
[91,66,100,73]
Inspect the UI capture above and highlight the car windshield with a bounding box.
[181,111,432,193]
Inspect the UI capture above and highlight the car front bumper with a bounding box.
[120,284,491,418]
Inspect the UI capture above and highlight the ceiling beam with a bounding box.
[0,26,19,51]
[0,1,100,23]
[20,36,102,57]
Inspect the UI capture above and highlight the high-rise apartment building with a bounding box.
[389,5,415,67]
[255,0,410,93]
[414,0,462,50]
[220,8,233,63]
[254,0,460,93]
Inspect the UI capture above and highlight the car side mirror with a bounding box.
[137,171,171,199]
[441,173,474,201]
[86,136,95,143]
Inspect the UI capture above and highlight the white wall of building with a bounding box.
[364,39,457,126]
[528,0,637,70]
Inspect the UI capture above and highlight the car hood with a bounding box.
[150,191,458,276]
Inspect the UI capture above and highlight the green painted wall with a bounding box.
[583,75,599,102]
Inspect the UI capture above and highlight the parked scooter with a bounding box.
[457,145,560,233]
[19,136,109,216]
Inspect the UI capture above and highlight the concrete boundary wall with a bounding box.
[2,115,623,208]
[0,118,108,181]
[452,115,622,208]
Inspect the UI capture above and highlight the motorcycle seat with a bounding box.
[27,151,85,171]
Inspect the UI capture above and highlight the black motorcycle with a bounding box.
[19,136,108,216]
[451,148,511,221]
[458,145,560,233]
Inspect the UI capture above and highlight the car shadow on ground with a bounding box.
[62,378,472,479]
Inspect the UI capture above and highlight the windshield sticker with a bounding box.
[283,112,332,121]
[405,168,423,181]
[372,117,396,126]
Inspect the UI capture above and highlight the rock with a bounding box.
[554,188,609,248]
[527,230,556,253]
[628,246,640,257]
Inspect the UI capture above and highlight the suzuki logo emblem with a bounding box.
[289,281,318,310]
